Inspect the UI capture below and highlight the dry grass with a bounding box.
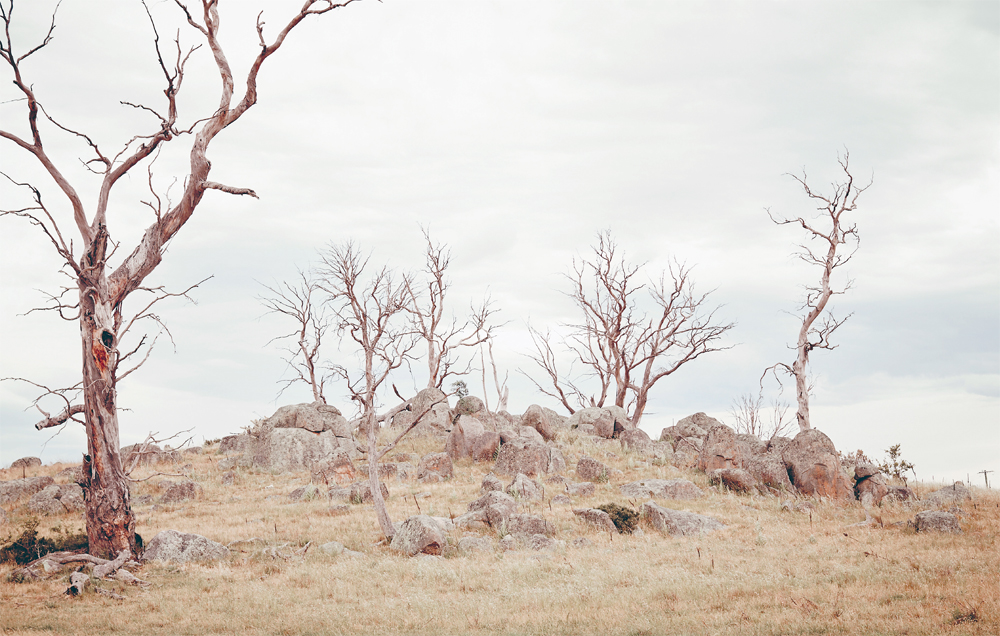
[1,431,997,635]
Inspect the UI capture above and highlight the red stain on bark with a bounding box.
[92,338,109,373]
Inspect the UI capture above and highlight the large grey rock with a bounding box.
[391,388,451,435]
[251,428,355,473]
[566,407,613,437]
[660,413,719,442]
[924,482,971,508]
[265,401,350,435]
[121,443,180,468]
[506,473,543,501]
[494,439,557,477]
[445,416,487,460]
[620,479,702,500]
[781,429,852,500]
[470,432,501,462]
[454,396,485,416]
[27,484,85,515]
[0,476,54,505]
[142,530,228,563]
[507,513,555,537]
[520,405,556,442]
[310,451,357,485]
[219,434,250,454]
[576,456,609,483]
[9,456,42,477]
[743,451,794,492]
[604,405,635,437]
[467,490,517,529]
[481,472,503,493]
[641,501,725,536]
[349,480,389,504]
[573,508,617,533]
[697,424,742,472]
[913,511,962,533]
[708,468,759,494]
[417,452,453,482]
[541,407,568,429]
[389,515,450,556]
[566,481,596,497]
[618,428,652,452]
[159,480,203,504]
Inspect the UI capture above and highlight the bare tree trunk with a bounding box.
[366,411,394,539]
[792,327,812,431]
[78,232,135,559]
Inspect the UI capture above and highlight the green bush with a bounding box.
[596,503,639,534]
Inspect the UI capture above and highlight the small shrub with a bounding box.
[0,518,58,565]
[596,503,639,534]
[878,444,915,483]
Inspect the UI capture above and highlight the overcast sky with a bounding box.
[1,0,997,484]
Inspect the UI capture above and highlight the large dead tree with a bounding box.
[525,232,733,426]
[0,0,361,558]
[318,242,419,540]
[764,152,869,432]
[405,229,497,389]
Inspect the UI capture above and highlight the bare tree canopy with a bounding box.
[764,151,870,432]
[317,242,418,540]
[259,269,331,403]
[525,231,734,426]
[0,0,362,558]
[405,229,498,390]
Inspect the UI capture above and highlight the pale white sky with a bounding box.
[1,0,997,484]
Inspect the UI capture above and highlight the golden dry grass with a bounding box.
[1,431,997,635]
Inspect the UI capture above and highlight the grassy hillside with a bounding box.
[1,430,996,636]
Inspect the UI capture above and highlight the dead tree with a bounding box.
[318,242,418,540]
[0,0,362,558]
[524,232,733,426]
[405,229,497,389]
[764,152,869,432]
[259,269,331,403]
[729,392,792,440]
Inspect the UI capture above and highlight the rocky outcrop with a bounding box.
[121,443,180,468]
[743,449,794,492]
[0,476,54,505]
[266,401,350,435]
[143,530,228,563]
[641,501,725,536]
[9,456,42,477]
[708,468,758,494]
[462,491,517,529]
[454,396,485,417]
[159,480,203,504]
[913,511,962,533]
[417,452,453,482]
[696,424,742,472]
[576,456,609,483]
[27,484,85,515]
[310,451,357,485]
[573,508,617,533]
[507,513,555,537]
[470,432,501,462]
[660,413,718,442]
[620,479,702,500]
[250,427,358,474]
[349,480,389,504]
[390,388,452,435]
[506,473,543,501]
[924,482,971,508]
[493,439,564,477]
[520,405,556,442]
[781,429,852,500]
[389,515,452,556]
[566,407,613,437]
[219,434,251,455]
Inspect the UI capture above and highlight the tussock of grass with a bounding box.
[1,433,998,635]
